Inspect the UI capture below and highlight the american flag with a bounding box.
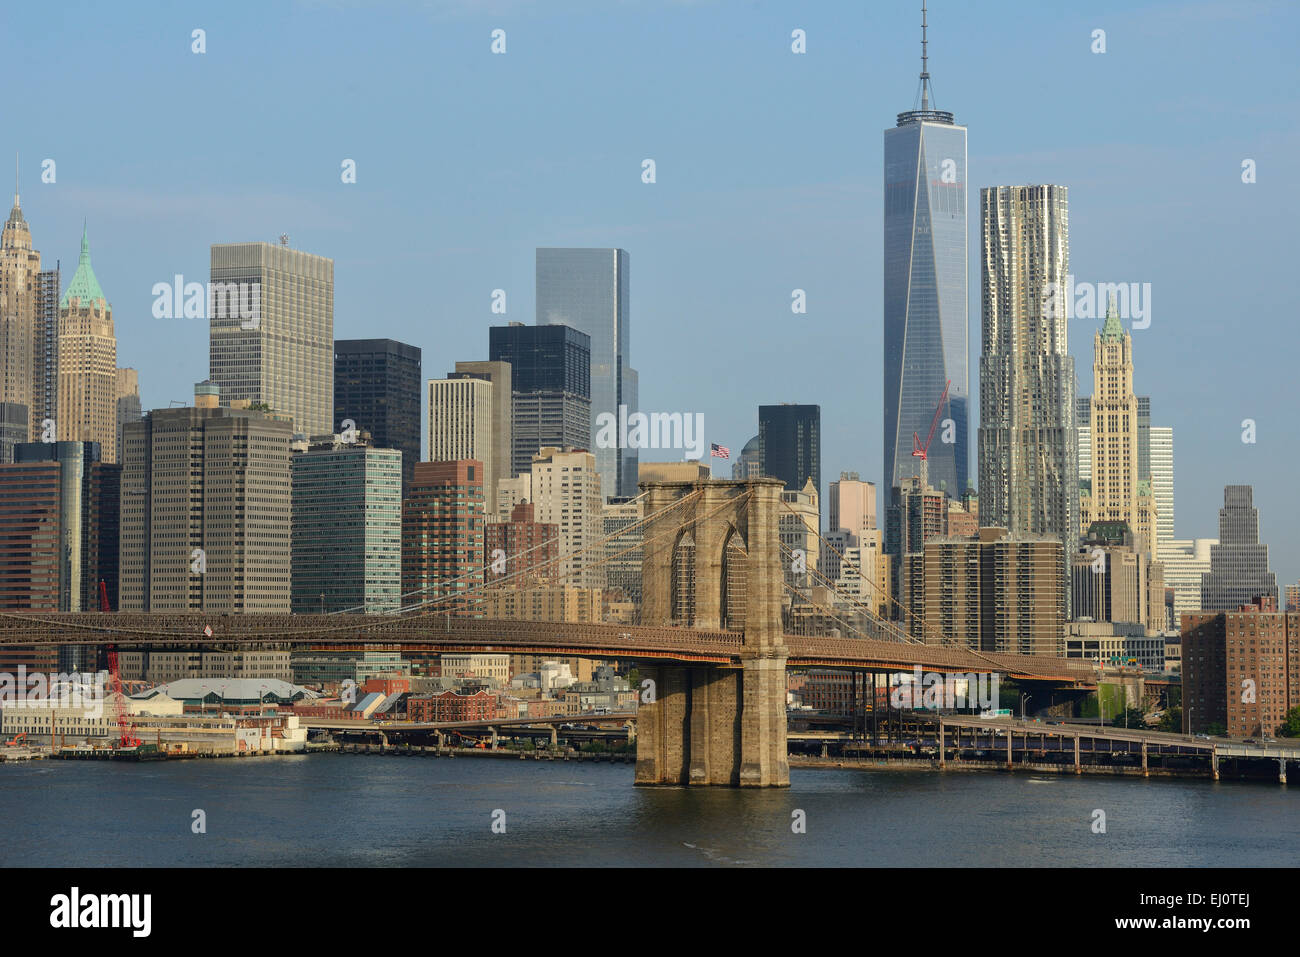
[711,443,730,459]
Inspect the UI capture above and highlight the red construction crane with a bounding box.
[98,579,141,749]
[911,379,951,490]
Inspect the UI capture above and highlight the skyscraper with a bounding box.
[428,374,499,515]
[209,241,334,437]
[536,247,637,500]
[978,185,1077,550]
[1078,299,1158,558]
[115,367,140,466]
[120,384,294,612]
[1149,426,1174,553]
[292,437,402,614]
[758,404,821,500]
[488,322,592,477]
[1200,485,1277,611]
[452,360,512,517]
[402,460,485,617]
[531,446,603,589]
[334,338,422,494]
[883,7,968,503]
[57,227,119,462]
[1,178,42,456]
[34,264,60,437]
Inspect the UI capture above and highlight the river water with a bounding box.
[4,754,1297,867]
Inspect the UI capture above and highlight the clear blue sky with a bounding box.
[4,0,1297,583]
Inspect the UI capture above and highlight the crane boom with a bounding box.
[911,379,952,489]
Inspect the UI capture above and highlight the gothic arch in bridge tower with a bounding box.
[720,525,747,633]
[670,529,696,625]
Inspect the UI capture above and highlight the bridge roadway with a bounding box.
[0,612,1097,684]
[306,712,635,734]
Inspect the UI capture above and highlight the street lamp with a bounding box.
[1020,692,1031,720]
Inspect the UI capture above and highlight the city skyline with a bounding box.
[3,0,1296,586]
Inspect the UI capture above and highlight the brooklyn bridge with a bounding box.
[0,479,1095,788]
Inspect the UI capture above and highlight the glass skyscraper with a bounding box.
[334,338,422,495]
[758,404,821,501]
[536,248,637,500]
[882,26,967,503]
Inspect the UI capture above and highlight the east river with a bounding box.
[4,755,1298,866]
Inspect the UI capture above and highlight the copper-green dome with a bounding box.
[60,224,107,309]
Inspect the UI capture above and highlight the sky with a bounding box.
[3,0,1298,582]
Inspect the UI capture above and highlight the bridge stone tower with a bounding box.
[635,478,789,787]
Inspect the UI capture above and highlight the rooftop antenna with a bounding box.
[920,1,931,111]
[279,233,290,246]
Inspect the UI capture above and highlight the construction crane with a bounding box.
[911,379,951,490]
[98,580,141,749]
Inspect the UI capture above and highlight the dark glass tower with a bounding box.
[883,5,968,503]
[334,339,422,494]
[489,322,592,477]
[536,248,637,500]
[758,404,821,500]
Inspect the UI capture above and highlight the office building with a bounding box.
[1077,300,1158,557]
[1071,522,1164,632]
[638,461,710,484]
[828,473,878,538]
[401,460,485,616]
[334,338,422,494]
[759,404,821,499]
[427,374,498,515]
[531,446,603,589]
[115,367,140,466]
[119,384,294,612]
[1287,582,1300,613]
[1162,538,1216,621]
[0,461,61,609]
[292,436,402,614]
[34,264,59,439]
[452,360,512,516]
[732,434,762,480]
[209,241,334,437]
[0,182,41,456]
[882,13,968,503]
[977,186,1077,557]
[536,247,638,499]
[489,322,592,478]
[601,496,642,606]
[56,228,118,462]
[1200,485,1277,611]
[779,478,820,589]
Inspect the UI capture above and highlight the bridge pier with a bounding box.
[1141,741,1148,777]
[489,728,498,751]
[1074,734,1081,774]
[1211,749,1219,780]
[549,727,558,748]
[938,718,945,769]
[1279,758,1287,785]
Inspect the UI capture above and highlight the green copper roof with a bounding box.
[60,224,107,308]
[1100,293,1124,342]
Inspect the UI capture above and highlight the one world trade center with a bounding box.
[883,3,967,504]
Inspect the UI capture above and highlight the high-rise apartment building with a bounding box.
[536,248,637,499]
[883,13,968,504]
[1,186,42,456]
[1182,597,1299,737]
[1200,485,1277,611]
[334,338,422,495]
[452,360,511,518]
[1078,300,1157,558]
[428,374,499,516]
[56,228,118,463]
[1287,582,1300,613]
[209,241,334,437]
[484,502,559,585]
[292,437,402,614]
[120,385,294,612]
[401,460,485,617]
[488,322,592,478]
[916,527,1066,655]
[530,447,603,589]
[759,404,821,500]
[978,186,1077,565]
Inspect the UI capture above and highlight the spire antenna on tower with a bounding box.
[920,1,931,111]
[13,152,18,208]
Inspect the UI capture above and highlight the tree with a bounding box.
[1111,707,1145,729]
[1276,707,1300,738]
[1206,722,1228,737]
[1158,707,1182,733]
